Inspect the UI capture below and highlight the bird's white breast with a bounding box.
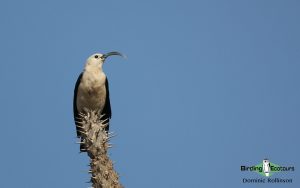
[76,70,107,113]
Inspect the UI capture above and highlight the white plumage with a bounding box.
[73,52,125,152]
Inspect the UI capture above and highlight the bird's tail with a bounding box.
[74,117,87,152]
[79,138,87,152]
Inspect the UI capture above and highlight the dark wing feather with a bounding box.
[73,73,83,137]
[100,78,112,131]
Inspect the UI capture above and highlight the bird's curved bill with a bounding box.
[103,51,127,59]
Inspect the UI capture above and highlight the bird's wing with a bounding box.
[73,72,83,137]
[100,78,112,131]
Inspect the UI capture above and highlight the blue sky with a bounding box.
[0,0,299,187]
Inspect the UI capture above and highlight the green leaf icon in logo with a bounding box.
[255,159,281,177]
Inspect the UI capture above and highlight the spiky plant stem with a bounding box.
[78,110,122,188]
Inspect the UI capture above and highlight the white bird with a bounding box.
[263,159,271,177]
[73,52,125,151]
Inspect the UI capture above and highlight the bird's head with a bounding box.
[263,159,269,164]
[85,51,125,71]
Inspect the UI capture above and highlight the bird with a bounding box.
[73,51,125,152]
[263,159,271,177]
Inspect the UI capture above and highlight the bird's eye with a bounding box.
[94,55,99,59]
